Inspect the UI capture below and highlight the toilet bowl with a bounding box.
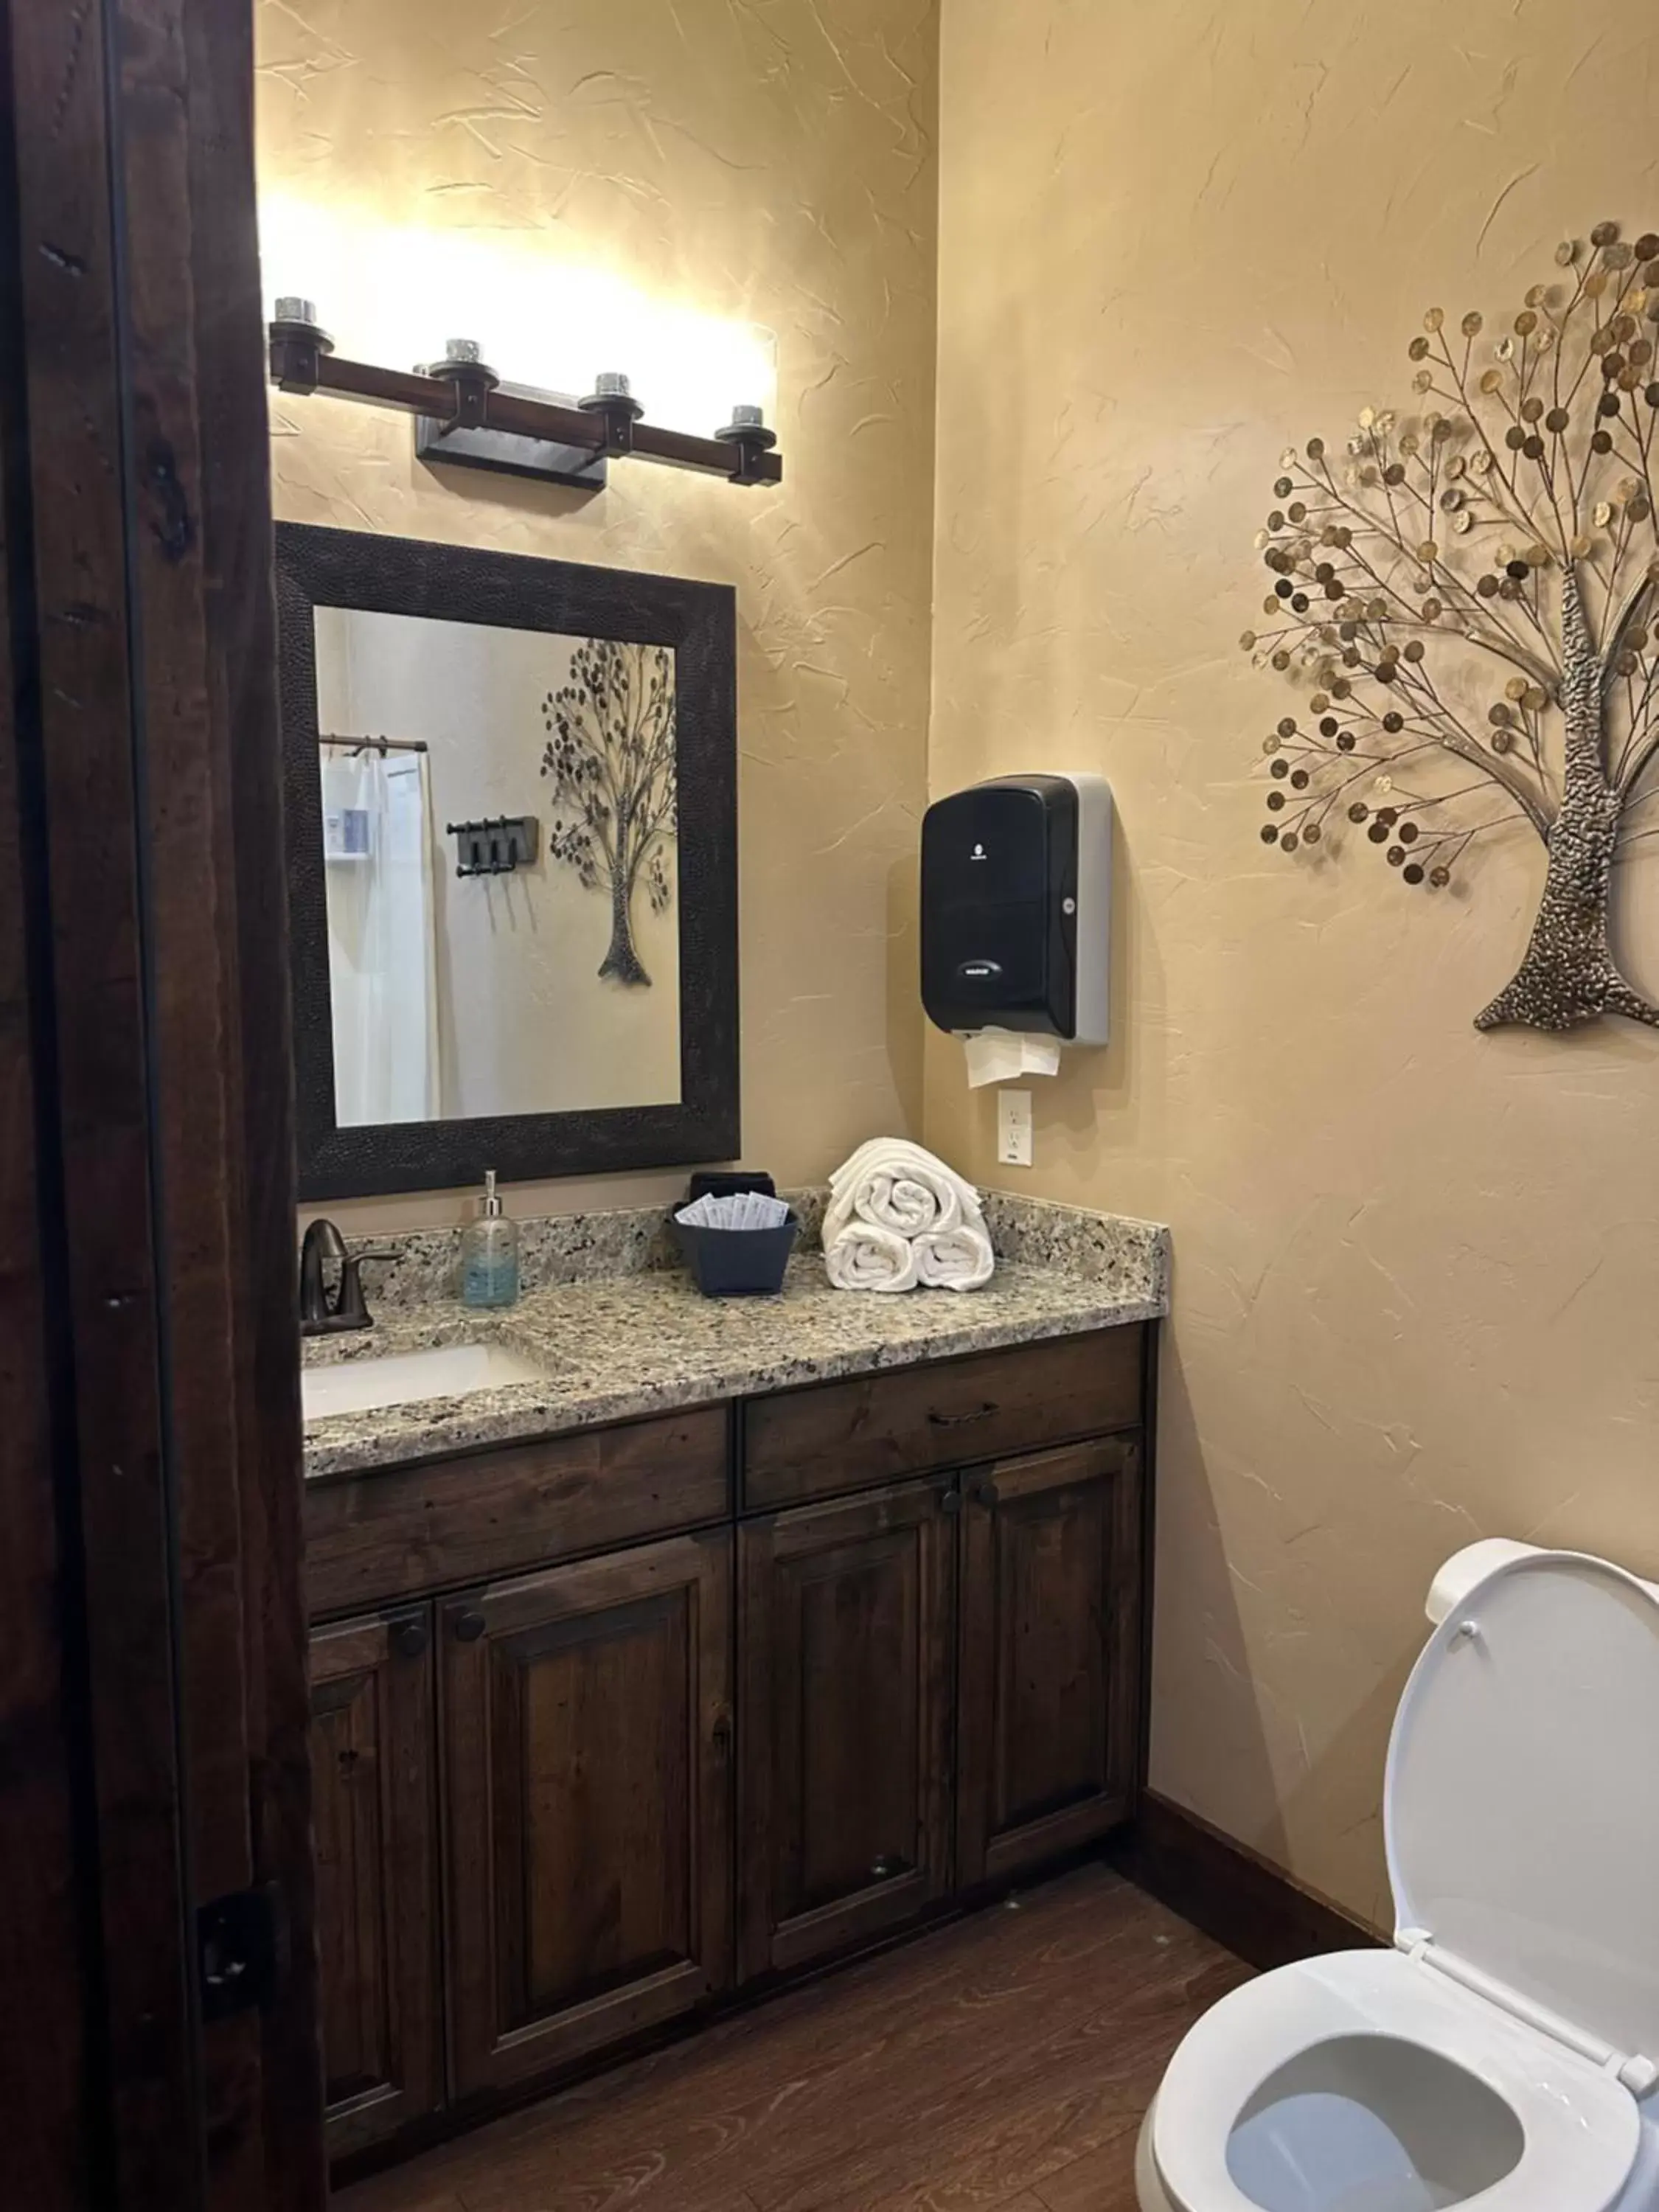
[1136,1541,1659,2212]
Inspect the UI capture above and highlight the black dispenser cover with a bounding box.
[920,776,1079,1037]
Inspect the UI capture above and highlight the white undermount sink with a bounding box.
[301,1340,549,1422]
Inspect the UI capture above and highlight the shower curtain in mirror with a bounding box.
[320,748,439,1124]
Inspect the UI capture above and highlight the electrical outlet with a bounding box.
[997,1088,1033,1168]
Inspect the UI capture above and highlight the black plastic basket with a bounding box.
[671,1208,800,1298]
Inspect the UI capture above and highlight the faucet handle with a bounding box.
[335,1248,399,1330]
[333,1255,373,1329]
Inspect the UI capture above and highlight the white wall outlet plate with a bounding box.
[997,1088,1033,1167]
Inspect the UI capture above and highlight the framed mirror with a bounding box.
[276,524,739,1199]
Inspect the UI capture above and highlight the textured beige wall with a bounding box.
[264,0,1659,1921]
[929,0,1659,1924]
[257,0,937,1232]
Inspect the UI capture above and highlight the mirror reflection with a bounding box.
[314,605,681,1125]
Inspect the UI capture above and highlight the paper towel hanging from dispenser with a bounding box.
[920,773,1111,1089]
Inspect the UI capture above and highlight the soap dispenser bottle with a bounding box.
[460,1170,521,1309]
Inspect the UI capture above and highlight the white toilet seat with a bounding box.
[1150,1948,1641,2212]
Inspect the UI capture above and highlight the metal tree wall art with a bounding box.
[1245,217,1659,1032]
[540,638,678,987]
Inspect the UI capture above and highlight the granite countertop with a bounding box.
[301,1192,1170,1483]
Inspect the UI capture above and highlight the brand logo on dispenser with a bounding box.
[970,842,988,860]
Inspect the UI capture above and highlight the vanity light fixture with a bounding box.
[268,299,782,493]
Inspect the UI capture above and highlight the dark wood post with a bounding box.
[0,0,324,2203]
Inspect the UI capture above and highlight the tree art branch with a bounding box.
[1244,217,1659,1031]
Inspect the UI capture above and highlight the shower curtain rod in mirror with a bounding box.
[317,733,428,755]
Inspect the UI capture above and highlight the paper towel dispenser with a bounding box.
[920,773,1111,1046]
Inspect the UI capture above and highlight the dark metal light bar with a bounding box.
[267,302,782,490]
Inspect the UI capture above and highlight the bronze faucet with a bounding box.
[299,1218,394,1337]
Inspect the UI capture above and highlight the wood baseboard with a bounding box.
[1109,1790,1385,1972]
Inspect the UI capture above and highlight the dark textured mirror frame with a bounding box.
[276,522,740,1200]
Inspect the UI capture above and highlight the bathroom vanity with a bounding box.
[278,513,1171,2172]
[299,1199,1167,2168]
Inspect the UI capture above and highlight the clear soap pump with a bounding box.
[460,1169,521,1309]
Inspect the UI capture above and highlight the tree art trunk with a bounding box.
[1475,568,1659,1032]
[597,852,650,987]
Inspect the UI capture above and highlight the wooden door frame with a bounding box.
[0,1,324,2205]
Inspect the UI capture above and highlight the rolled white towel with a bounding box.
[824,1138,984,1246]
[913,1225,995,1293]
[824,1222,919,1294]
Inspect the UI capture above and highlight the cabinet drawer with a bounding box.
[305,1405,729,1618]
[742,1326,1143,1512]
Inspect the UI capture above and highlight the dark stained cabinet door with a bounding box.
[956,1436,1142,1888]
[441,1530,734,2097]
[307,1610,442,2158]
[738,1476,957,1980]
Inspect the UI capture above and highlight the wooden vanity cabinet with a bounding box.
[736,1436,1144,1976]
[439,1528,734,2097]
[302,1325,1154,2168]
[307,1609,442,2158]
[742,1325,1143,1511]
[737,1475,958,1980]
[955,1435,1142,1887]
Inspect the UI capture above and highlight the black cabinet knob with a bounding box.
[972,1477,1001,1509]
[453,1608,487,1643]
[869,1854,902,1882]
[940,1486,963,1516]
[391,1615,429,1660]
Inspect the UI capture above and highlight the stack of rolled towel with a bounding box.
[823,1138,995,1294]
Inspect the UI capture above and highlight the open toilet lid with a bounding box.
[1385,1548,1659,2073]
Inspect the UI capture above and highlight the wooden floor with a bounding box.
[337,1864,1248,2212]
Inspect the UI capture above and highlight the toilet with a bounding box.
[1135,1538,1659,2212]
